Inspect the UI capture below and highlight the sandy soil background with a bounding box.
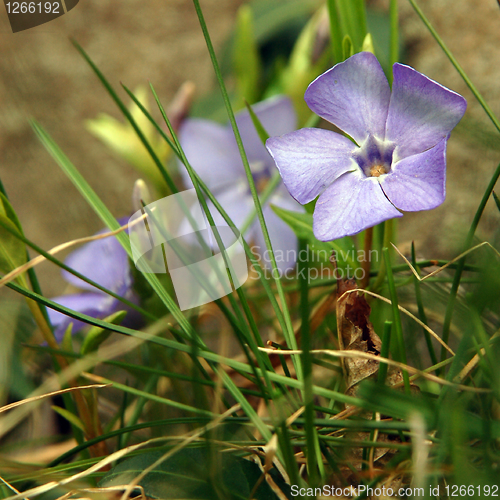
[0,0,499,298]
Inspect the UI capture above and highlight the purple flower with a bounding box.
[178,96,302,272]
[48,220,138,341]
[266,52,467,241]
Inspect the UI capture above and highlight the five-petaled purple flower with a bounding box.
[48,220,139,341]
[266,52,467,241]
[178,96,302,272]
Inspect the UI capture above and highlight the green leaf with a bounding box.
[342,34,354,59]
[366,8,394,76]
[0,216,26,276]
[61,323,74,352]
[51,405,86,432]
[99,448,291,499]
[297,241,319,484]
[270,204,357,267]
[85,85,169,190]
[244,100,270,144]
[233,5,262,105]
[250,0,319,44]
[279,8,331,125]
[0,194,27,280]
[361,32,375,54]
[80,310,127,356]
[327,0,343,63]
[303,199,316,214]
[0,192,23,231]
[0,300,35,402]
[270,205,315,241]
[335,0,367,52]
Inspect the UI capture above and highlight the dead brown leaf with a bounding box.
[336,278,383,400]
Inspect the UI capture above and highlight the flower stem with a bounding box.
[371,219,394,291]
[360,226,373,289]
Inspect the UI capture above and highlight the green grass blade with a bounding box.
[83,373,215,418]
[407,0,500,134]
[298,240,319,484]
[378,321,392,385]
[217,368,272,441]
[120,84,289,337]
[71,40,178,193]
[383,247,410,392]
[148,84,276,394]
[0,182,52,329]
[354,0,368,40]
[327,0,343,63]
[493,191,500,213]
[411,242,437,369]
[389,0,399,71]
[441,160,500,362]
[29,344,268,400]
[48,417,254,468]
[31,120,200,346]
[9,281,365,410]
[191,0,302,381]
[0,217,156,321]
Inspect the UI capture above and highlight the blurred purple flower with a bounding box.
[48,220,139,341]
[178,96,302,272]
[266,52,467,241]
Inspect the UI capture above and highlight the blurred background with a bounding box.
[0,0,499,299]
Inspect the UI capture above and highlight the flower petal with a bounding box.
[305,52,391,145]
[266,128,356,205]
[380,139,447,211]
[62,229,131,295]
[47,293,117,341]
[235,96,298,168]
[385,63,467,161]
[313,170,402,241]
[178,119,243,192]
